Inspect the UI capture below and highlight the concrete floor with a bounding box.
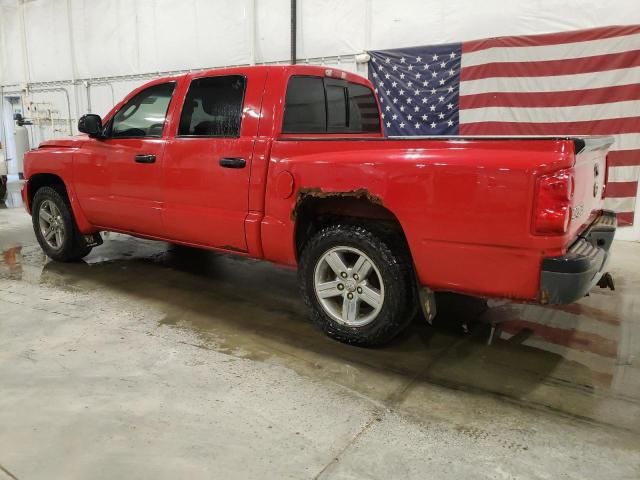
[1,203,640,479]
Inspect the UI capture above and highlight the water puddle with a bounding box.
[1,221,639,432]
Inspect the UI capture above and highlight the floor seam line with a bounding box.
[312,413,380,480]
[0,463,19,480]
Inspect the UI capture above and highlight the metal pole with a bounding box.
[0,86,6,161]
[17,0,31,83]
[249,0,257,65]
[107,82,115,107]
[86,82,116,115]
[66,0,81,132]
[290,0,297,64]
[86,82,92,113]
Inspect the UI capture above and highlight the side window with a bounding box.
[282,77,326,133]
[178,75,246,137]
[111,83,175,138]
[283,76,381,134]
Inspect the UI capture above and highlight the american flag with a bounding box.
[369,25,640,227]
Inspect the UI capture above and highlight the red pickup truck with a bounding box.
[21,65,616,345]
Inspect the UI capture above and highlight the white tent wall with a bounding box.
[1,0,639,238]
[368,0,640,47]
[24,0,74,81]
[2,0,637,84]
[0,2,24,84]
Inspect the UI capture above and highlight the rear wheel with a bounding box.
[0,176,6,202]
[299,224,416,346]
[32,186,92,262]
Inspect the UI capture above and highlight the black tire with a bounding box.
[0,176,6,202]
[299,223,417,346]
[32,186,92,262]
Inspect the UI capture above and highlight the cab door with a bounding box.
[74,81,176,236]
[162,72,265,251]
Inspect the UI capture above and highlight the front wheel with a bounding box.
[32,186,92,262]
[299,224,417,346]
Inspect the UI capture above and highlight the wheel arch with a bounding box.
[27,173,67,209]
[27,173,94,233]
[293,192,413,264]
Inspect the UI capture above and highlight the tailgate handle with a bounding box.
[219,157,246,169]
[135,154,156,164]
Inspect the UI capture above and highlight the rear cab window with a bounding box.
[282,75,380,134]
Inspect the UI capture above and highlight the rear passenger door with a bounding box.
[162,72,265,251]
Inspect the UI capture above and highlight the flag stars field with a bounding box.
[369,25,640,227]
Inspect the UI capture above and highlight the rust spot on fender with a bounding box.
[291,187,383,221]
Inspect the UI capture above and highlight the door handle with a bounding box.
[135,154,156,164]
[219,157,246,169]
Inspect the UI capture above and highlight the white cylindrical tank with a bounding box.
[13,124,30,176]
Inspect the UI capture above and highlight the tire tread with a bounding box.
[299,223,416,346]
[32,186,92,262]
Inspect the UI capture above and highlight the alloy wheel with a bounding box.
[313,246,385,327]
[38,199,66,250]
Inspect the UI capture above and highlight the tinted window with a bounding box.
[179,75,246,137]
[347,83,380,133]
[282,77,326,133]
[283,76,380,134]
[111,83,175,138]
[326,84,347,131]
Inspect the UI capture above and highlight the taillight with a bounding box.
[533,169,574,235]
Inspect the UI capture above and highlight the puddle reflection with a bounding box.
[1,179,24,209]
[1,232,639,432]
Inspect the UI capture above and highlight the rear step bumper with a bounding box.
[539,210,616,304]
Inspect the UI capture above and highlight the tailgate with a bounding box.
[567,136,614,239]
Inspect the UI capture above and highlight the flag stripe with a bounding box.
[608,149,640,166]
[609,165,640,182]
[462,32,640,67]
[606,181,638,198]
[616,211,635,226]
[460,117,640,135]
[459,100,640,124]
[498,319,617,358]
[460,66,640,94]
[464,25,640,53]
[604,197,636,211]
[611,134,640,151]
[459,84,640,109]
[461,50,640,81]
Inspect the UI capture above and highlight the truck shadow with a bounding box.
[26,236,636,432]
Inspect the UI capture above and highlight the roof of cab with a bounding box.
[176,64,372,88]
[103,64,375,120]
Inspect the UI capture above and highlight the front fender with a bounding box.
[23,145,95,234]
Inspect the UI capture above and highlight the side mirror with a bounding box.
[78,114,103,137]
